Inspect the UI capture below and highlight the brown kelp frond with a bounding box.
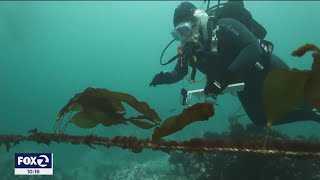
[152,102,215,143]
[292,44,320,111]
[291,43,320,57]
[56,89,217,143]
[263,43,320,126]
[107,91,162,123]
[263,69,308,126]
[0,131,320,158]
[55,88,161,133]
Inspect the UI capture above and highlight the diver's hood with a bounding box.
[193,9,210,42]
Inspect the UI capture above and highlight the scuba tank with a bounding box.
[211,0,267,40]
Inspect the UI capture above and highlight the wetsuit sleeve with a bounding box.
[161,58,188,84]
[218,18,264,81]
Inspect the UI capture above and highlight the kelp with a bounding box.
[70,110,102,129]
[56,88,217,142]
[291,43,320,57]
[152,102,215,143]
[263,69,309,125]
[292,44,320,109]
[55,88,161,133]
[263,43,320,126]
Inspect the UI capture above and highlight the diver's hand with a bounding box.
[205,70,236,96]
[204,80,224,98]
[149,71,165,87]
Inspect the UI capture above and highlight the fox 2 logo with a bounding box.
[15,153,53,168]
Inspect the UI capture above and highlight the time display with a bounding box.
[27,169,40,174]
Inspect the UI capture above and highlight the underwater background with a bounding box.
[0,1,320,180]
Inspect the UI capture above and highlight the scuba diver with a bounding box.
[149,1,320,126]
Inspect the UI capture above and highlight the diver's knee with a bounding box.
[251,120,267,127]
[246,114,267,127]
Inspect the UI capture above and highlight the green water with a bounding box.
[0,1,319,179]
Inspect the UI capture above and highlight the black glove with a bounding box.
[204,70,235,97]
[149,71,165,87]
[204,80,225,98]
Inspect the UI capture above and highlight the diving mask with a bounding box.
[171,22,193,42]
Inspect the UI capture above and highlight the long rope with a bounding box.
[1,132,319,157]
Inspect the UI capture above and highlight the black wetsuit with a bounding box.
[158,18,320,126]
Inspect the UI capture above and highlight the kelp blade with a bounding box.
[70,111,100,129]
[108,91,161,124]
[263,69,309,125]
[152,102,214,142]
[57,88,162,132]
[291,43,320,57]
[79,88,161,124]
[291,44,320,110]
